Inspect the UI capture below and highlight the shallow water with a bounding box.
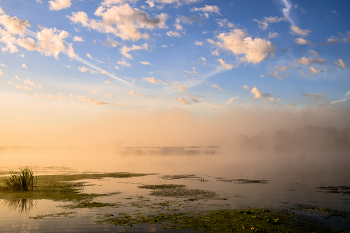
[0,148,350,232]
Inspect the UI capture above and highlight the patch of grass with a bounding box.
[0,172,150,201]
[1,167,35,191]
[138,183,216,199]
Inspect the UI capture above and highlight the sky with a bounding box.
[0,0,349,146]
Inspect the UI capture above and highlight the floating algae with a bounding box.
[138,184,217,199]
[95,207,346,232]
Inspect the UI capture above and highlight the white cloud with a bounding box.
[251,86,262,98]
[73,36,84,42]
[120,43,148,59]
[0,70,3,75]
[23,78,37,87]
[217,18,235,28]
[213,29,275,64]
[310,50,319,57]
[308,66,323,75]
[90,90,99,95]
[0,14,31,36]
[200,57,206,61]
[211,84,222,91]
[7,81,14,85]
[68,5,168,41]
[345,90,350,97]
[281,0,294,24]
[166,30,181,37]
[296,56,325,65]
[16,27,76,59]
[176,97,191,105]
[191,5,220,15]
[15,75,21,81]
[251,86,273,101]
[195,41,203,46]
[303,92,325,100]
[325,33,350,44]
[22,64,27,68]
[20,54,24,57]
[117,60,131,67]
[140,61,151,65]
[86,53,93,59]
[105,92,116,97]
[78,95,108,105]
[79,66,88,72]
[211,50,219,56]
[269,65,292,80]
[129,90,146,97]
[102,0,138,7]
[268,32,279,38]
[243,85,249,90]
[290,25,311,37]
[183,68,198,75]
[295,38,312,45]
[162,45,167,48]
[260,74,265,78]
[254,16,286,30]
[49,0,71,10]
[104,80,111,84]
[143,77,168,85]
[104,39,124,47]
[217,58,235,70]
[172,81,187,91]
[334,59,347,69]
[177,92,202,103]
[225,97,238,104]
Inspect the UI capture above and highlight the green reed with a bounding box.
[1,167,35,191]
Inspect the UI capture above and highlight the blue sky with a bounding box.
[0,0,349,146]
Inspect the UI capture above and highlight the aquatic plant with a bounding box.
[1,167,35,191]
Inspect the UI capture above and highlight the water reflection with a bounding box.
[2,199,37,213]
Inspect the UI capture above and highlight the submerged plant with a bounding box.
[1,167,35,191]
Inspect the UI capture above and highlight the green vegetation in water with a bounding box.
[29,212,75,219]
[95,208,347,232]
[62,200,122,209]
[161,174,201,180]
[291,204,348,219]
[216,177,268,184]
[138,184,216,199]
[1,167,35,191]
[0,172,149,201]
[318,186,350,195]
[138,184,186,189]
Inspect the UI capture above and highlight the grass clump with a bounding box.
[0,172,150,201]
[1,167,35,191]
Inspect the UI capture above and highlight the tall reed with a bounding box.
[1,167,35,191]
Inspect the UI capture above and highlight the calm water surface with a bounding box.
[0,148,349,232]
